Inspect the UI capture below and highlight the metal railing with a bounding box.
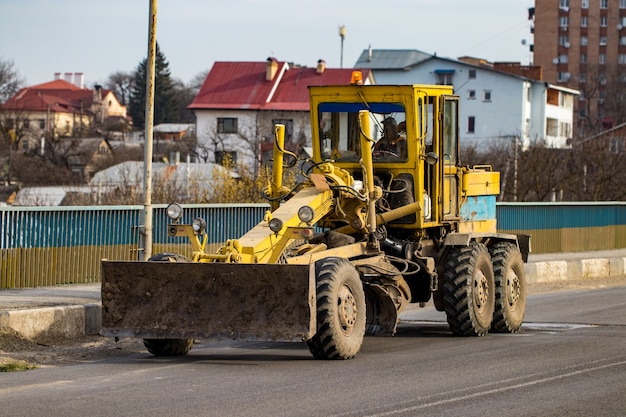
[1,202,625,288]
[1,204,269,288]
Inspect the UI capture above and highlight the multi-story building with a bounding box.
[531,0,626,132]
[354,49,578,151]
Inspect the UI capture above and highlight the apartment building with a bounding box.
[532,0,626,132]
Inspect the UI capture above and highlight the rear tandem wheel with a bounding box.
[142,253,195,357]
[490,242,527,333]
[443,242,495,336]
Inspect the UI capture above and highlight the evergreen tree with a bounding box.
[128,43,178,130]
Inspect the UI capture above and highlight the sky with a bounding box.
[0,0,534,88]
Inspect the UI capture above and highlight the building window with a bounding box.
[558,72,570,82]
[468,69,476,79]
[581,16,588,27]
[601,16,608,27]
[620,54,626,64]
[559,54,569,63]
[581,36,588,46]
[217,117,238,133]
[620,36,626,45]
[581,54,587,63]
[610,137,625,153]
[271,119,294,141]
[560,16,569,27]
[468,116,475,133]
[22,118,30,128]
[582,0,589,8]
[599,54,606,64]
[600,0,608,9]
[559,0,569,8]
[580,72,587,82]
[215,150,237,166]
[39,119,45,129]
[483,90,492,101]
[435,71,454,85]
[621,0,626,9]
[467,90,476,99]
[600,36,607,46]
[559,36,569,46]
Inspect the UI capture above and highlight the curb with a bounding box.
[0,303,101,341]
[524,257,626,284]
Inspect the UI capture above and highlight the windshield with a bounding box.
[318,102,407,163]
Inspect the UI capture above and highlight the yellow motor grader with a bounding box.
[101,78,530,360]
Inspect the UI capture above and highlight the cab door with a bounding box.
[441,96,460,220]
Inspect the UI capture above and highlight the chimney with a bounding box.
[266,57,278,81]
[54,72,61,80]
[64,72,73,83]
[316,59,326,74]
[368,45,372,62]
[74,72,84,88]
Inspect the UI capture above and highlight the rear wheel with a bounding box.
[443,242,495,336]
[490,242,527,333]
[142,253,194,356]
[307,257,366,360]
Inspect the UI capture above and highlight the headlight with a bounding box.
[166,203,183,221]
[192,217,206,233]
[298,206,315,223]
[269,217,284,233]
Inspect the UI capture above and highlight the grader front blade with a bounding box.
[100,261,316,342]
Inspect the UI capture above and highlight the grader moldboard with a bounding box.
[101,78,530,360]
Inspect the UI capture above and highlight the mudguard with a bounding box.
[100,261,316,342]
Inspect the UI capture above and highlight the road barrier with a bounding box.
[1,202,625,288]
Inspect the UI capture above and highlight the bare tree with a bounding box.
[0,57,24,104]
[105,71,134,106]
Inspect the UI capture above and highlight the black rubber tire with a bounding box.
[490,242,527,333]
[142,253,194,356]
[147,253,190,263]
[443,242,495,336]
[306,257,366,360]
[143,338,194,356]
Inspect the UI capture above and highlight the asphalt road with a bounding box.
[1,285,625,417]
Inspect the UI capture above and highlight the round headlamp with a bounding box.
[166,203,183,221]
[192,217,206,233]
[269,218,284,233]
[298,206,315,224]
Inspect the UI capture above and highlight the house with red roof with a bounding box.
[0,73,127,152]
[188,58,373,172]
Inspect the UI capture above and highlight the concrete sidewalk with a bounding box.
[1,249,625,340]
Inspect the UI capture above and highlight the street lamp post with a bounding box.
[339,25,346,68]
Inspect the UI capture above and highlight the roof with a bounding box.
[153,123,195,133]
[354,49,433,70]
[0,79,114,114]
[89,161,239,189]
[188,60,372,112]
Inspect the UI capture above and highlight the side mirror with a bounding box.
[425,152,439,165]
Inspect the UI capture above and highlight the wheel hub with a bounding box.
[337,285,357,333]
[506,271,521,306]
[473,269,490,310]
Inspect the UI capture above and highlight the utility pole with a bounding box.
[139,0,157,261]
[339,25,346,68]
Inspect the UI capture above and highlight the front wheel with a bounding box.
[143,338,194,356]
[490,242,527,333]
[443,243,495,336]
[307,257,366,360]
[143,253,194,356]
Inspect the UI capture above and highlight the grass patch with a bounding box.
[0,359,38,372]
